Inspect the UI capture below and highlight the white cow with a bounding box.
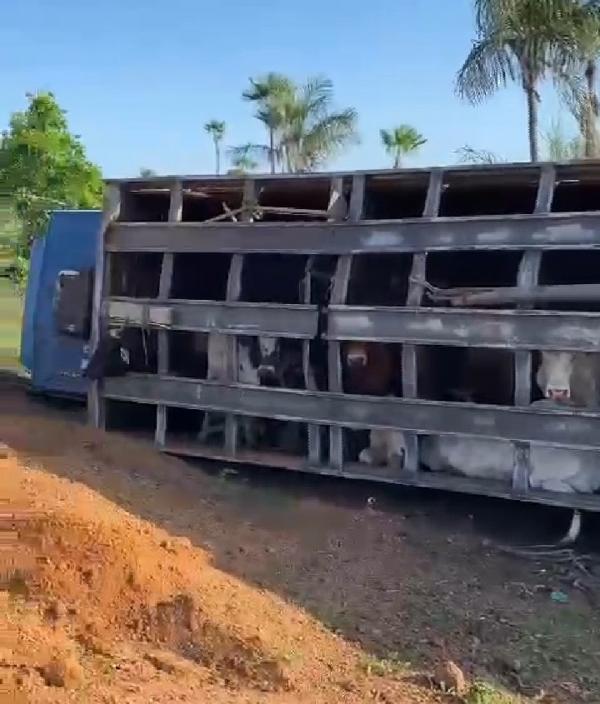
[200,333,266,447]
[357,350,600,493]
[536,350,600,407]
[359,429,600,494]
[358,429,406,469]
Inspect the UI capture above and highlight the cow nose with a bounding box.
[347,355,367,367]
[547,387,570,401]
[258,364,276,378]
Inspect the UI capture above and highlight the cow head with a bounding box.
[536,351,574,402]
[344,341,369,369]
[257,336,280,383]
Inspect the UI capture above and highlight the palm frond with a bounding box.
[456,34,517,103]
[455,144,503,164]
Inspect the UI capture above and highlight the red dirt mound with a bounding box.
[0,447,447,703]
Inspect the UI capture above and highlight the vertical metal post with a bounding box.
[224,179,256,454]
[155,180,181,446]
[88,183,121,429]
[401,169,443,471]
[512,163,555,492]
[328,175,361,470]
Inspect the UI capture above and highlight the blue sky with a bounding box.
[0,0,575,178]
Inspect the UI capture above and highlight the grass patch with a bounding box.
[359,653,410,678]
[0,276,23,369]
[465,680,524,704]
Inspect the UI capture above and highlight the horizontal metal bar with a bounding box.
[104,158,600,187]
[104,298,319,338]
[431,283,600,307]
[103,375,600,449]
[106,213,600,254]
[327,305,600,351]
[161,442,600,510]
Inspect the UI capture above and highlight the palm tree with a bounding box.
[456,0,577,162]
[557,1,600,157]
[204,120,226,175]
[243,73,295,173]
[380,125,426,168]
[243,74,358,173]
[279,77,358,172]
[228,143,259,174]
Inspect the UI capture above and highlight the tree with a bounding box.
[556,1,600,157]
[204,120,226,175]
[379,125,426,167]
[279,77,358,172]
[456,0,577,162]
[227,144,259,174]
[243,74,358,173]
[543,118,583,158]
[0,92,103,274]
[243,73,295,173]
[139,167,157,177]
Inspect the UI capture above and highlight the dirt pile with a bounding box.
[0,446,447,703]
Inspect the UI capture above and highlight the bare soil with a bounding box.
[1,374,599,703]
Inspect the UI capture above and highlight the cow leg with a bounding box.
[240,417,259,449]
[358,447,374,464]
[536,478,576,494]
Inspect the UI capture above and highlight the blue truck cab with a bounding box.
[21,210,101,397]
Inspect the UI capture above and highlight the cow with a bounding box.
[357,349,600,494]
[536,350,600,407]
[358,427,405,469]
[359,429,600,494]
[343,341,398,396]
[200,334,304,449]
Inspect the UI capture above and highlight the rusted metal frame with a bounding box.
[325,306,600,351]
[106,212,600,255]
[104,299,318,338]
[513,164,555,492]
[402,169,444,472]
[328,175,360,470]
[103,375,600,450]
[155,181,182,446]
[89,183,121,429]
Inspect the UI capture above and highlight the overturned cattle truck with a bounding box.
[90,162,600,511]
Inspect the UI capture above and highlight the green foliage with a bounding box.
[358,653,409,678]
[456,0,583,161]
[227,143,259,174]
[242,73,358,173]
[455,144,504,163]
[380,125,426,167]
[543,118,583,159]
[0,92,103,282]
[465,680,523,704]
